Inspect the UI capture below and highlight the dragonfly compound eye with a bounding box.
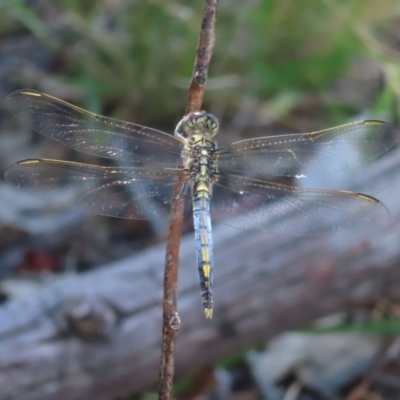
[204,113,219,137]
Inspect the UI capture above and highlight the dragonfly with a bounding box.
[4,90,396,318]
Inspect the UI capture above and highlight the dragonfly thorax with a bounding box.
[188,136,218,185]
[175,112,219,185]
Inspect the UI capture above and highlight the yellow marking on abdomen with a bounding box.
[201,247,210,263]
[195,182,210,193]
[202,263,211,279]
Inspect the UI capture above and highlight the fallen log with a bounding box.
[1,147,400,400]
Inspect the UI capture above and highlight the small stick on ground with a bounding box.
[158,1,219,399]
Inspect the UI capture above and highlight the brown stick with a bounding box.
[158,1,219,399]
[158,171,185,400]
[185,0,218,114]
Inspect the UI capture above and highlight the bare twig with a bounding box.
[158,1,219,399]
[185,0,218,114]
[158,172,185,400]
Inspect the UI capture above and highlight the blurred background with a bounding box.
[1,0,400,399]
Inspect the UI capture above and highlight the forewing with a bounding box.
[212,174,388,236]
[219,120,395,177]
[6,90,182,164]
[5,159,191,220]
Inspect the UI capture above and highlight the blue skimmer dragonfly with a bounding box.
[4,90,395,318]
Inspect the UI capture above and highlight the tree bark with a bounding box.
[1,148,400,400]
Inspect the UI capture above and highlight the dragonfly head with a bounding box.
[174,111,219,140]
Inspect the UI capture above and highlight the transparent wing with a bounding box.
[5,159,192,220]
[5,90,183,164]
[219,120,395,177]
[212,174,388,236]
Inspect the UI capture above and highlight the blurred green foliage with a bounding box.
[1,0,400,126]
